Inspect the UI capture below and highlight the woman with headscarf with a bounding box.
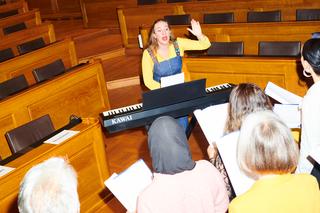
[137,116,229,213]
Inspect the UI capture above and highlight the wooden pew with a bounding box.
[117,4,184,48]
[27,0,82,20]
[80,0,136,28]
[0,22,56,57]
[0,118,112,213]
[183,56,308,97]
[0,61,110,159]
[114,0,319,48]
[0,38,78,85]
[0,9,41,37]
[181,0,320,22]
[141,21,320,55]
[0,0,28,19]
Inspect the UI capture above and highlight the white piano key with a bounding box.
[103,103,143,117]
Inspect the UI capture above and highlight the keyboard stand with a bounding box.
[185,114,197,139]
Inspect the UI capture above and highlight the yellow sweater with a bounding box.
[229,174,320,213]
[142,37,211,90]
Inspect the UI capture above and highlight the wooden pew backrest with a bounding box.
[0,38,78,86]
[0,61,110,158]
[159,21,320,55]
[0,9,41,37]
[0,0,28,16]
[0,23,56,57]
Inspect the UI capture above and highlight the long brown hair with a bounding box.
[147,19,176,53]
[224,83,272,133]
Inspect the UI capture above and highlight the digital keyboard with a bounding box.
[101,83,234,133]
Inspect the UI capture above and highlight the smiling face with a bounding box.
[153,21,171,46]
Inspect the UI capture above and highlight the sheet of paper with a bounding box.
[160,72,184,88]
[216,131,255,196]
[273,104,301,128]
[0,165,15,177]
[44,130,79,145]
[265,82,302,104]
[193,103,229,145]
[104,159,153,212]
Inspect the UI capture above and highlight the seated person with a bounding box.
[207,83,272,200]
[18,157,80,213]
[137,116,229,213]
[229,111,320,213]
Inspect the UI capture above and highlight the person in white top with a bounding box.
[296,38,320,174]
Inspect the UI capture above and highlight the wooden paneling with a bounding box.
[0,118,112,212]
[0,61,110,158]
[183,56,308,97]
[0,38,78,85]
[0,23,56,56]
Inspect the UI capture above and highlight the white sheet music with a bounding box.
[0,165,15,177]
[216,131,255,196]
[193,103,229,145]
[44,130,79,145]
[160,73,184,88]
[104,159,153,212]
[273,104,301,128]
[265,82,302,104]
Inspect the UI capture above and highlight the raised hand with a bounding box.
[187,19,204,40]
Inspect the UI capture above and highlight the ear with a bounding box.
[301,57,311,70]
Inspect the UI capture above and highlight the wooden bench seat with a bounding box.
[0,118,111,212]
[0,38,78,85]
[183,56,308,97]
[140,21,319,55]
[0,60,109,158]
[0,9,41,37]
[0,22,55,57]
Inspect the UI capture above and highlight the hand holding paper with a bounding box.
[104,159,152,212]
[193,103,229,145]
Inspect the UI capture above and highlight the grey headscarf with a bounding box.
[148,116,195,175]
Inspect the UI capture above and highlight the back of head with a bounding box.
[148,116,195,175]
[302,38,320,74]
[237,111,299,179]
[18,157,80,213]
[225,83,272,133]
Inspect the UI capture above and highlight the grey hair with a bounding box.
[237,110,299,179]
[18,157,80,213]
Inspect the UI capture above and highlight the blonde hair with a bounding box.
[237,111,299,179]
[224,83,272,133]
[147,19,176,53]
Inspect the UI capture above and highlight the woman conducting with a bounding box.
[142,18,211,130]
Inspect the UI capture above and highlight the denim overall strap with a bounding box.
[149,41,182,82]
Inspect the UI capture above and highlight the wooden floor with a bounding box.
[53,20,210,212]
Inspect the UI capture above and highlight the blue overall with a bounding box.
[147,41,188,131]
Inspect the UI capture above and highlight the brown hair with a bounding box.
[147,19,176,53]
[224,83,272,133]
